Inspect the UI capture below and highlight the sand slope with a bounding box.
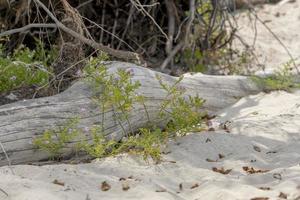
[1,91,300,200]
[233,0,300,74]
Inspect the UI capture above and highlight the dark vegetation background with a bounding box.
[0,0,278,104]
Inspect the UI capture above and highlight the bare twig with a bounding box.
[76,0,94,9]
[0,187,8,197]
[161,0,195,70]
[165,0,176,55]
[0,141,14,174]
[249,8,299,73]
[130,0,168,39]
[33,0,143,63]
[204,0,219,50]
[81,16,135,51]
[117,3,135,50]
[160,42,184,70]
[0,23,57,37]
[99,0,106,44]
[111,0,119,48]
[32,49,101,98]
[184,0,196,45]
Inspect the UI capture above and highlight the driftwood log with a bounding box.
[0,62,263,166]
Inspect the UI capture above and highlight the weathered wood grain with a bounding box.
[0,61,262,166]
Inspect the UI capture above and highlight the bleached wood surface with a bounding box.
[0,62,262,166]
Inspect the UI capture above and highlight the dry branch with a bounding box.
[0,23,57,37]
[33,0,143,63]
[1,0,240,70]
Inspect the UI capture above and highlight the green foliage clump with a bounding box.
[251,60,300,92]
[81,127,165,161]
[82,57,165,160]
[122,128,165,161]
[34,55,205,162]
[33,118,80,158]
[181,1,232,73]
[84,56,142,136]
[156,75,205,135]
[79,126,118,158]
[197,1,214,24]
[182,49,207,73]
[0,42,57,93]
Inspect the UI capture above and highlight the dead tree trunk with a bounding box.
[0,62,262,166]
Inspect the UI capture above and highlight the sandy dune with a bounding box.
[1,1,300,200]
[233,0,300,74]
[1,91,300,200]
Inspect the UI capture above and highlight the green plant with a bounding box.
[251,60,300,92]
[33,39,58,67]
[182,48,207,73]
[120,128,166,161]
[80,126,165,161]
[33,118,80,158]
[34,56,205,162]
[180,1,233,74]
[156,75,206,136]
[82,58,166,160]
[79,126,119,158]
[197,1,214,24]
[84,57,142,136]
[0,42,57,93]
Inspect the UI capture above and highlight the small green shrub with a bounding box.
[121,128,165,161]
[0,43,57,93]
[156,75,206,135]
[251,60,300,92]
[80,126,165,161]
[79,126,119,158]
[84,56,142,136]
[34,56,205,162]
[182,49,207,73]
[33,118,80,158]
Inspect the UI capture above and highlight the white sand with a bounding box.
[233,0,300,74]
[1,1,300,200]
[1,91,300,200]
